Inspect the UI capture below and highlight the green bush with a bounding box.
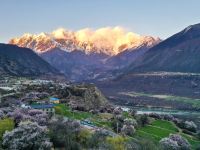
[106,136,127,150]
[0,118,14,140]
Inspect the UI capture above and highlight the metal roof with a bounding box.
[30,104,55,109]
[49,97,59,101]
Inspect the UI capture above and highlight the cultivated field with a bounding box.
[134,120,200,149]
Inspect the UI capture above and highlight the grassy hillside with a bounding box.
[135,120,200,149]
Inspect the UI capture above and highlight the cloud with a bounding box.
[51,26,143,54]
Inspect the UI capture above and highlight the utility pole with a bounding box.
[117,122,119,134]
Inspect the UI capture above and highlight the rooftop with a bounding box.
[50,97,59,101]
[30,104,55,109]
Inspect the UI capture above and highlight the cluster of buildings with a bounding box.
[21,97,60,115]
[0,77,69,116]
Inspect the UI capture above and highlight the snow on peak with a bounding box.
[9,27,161,55]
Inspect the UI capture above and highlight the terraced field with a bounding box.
[135,120,200,149]
[55,104,200,149]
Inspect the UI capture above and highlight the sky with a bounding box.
[0,0,200,42]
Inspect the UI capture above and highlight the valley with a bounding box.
[1,1,200,149]
[1,16,200,149]
[0,75,199,149]
[97,72,200,110]
[120,91,200,109]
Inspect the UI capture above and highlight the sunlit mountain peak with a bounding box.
[9,27,161,55]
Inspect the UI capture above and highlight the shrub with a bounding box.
[125,139,140,150]
[175,120,185,129]
[182,129,195,136]
[138,114,150,126]
[197,131,200,139]
[48,118,81,149]
[139,139,160,150]
[124,118,138,127]
[77,129,91,147]
[113,107,123,115]
[159,134,190,150]
[106,136,127,150]
[170,134,190,149]
[54,106,63,115]
[163,114,174,121]
[0,118,14,140]
[148,113,162,119]
[121,125,135,136]
[184,121,197,133]
[160,138,179,150]
[129,109,137,117]
[87,130,107,148]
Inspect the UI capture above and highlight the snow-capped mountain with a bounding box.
[9,27,161,81]
[9,27,160,56]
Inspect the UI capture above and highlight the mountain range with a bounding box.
[125,23,200,73]
[5,23,200,83]
[2,23,200,108]
[97,23,200,106]
[9,27,160,81]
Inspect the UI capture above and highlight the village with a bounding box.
[0,77,120,136]
[0,76,200,149]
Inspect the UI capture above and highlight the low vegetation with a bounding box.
[0,77,200,149]
[0,118,14,140]
[135,120,200,149]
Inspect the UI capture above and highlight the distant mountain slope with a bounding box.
[0,43,59,77]
[96,23,200,108]
[41,48,108,81]
[126,23,200,73]
[106,36,158,69]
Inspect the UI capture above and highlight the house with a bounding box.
[21,104,31,109]
[30,104,55,115]
[49,97,60,104]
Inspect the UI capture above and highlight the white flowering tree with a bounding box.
[124,118,138,127]
[121,124,135,136]
[160,134,190,150]
[8,109,48,126]
[184,121,197,132]
[2,121,52,150]
[121,118,137,136]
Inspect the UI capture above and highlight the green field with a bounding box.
[55,104,93,120]
[55,104,200,149]
[0,118,14,140]
[151,120,179,132]
[54,104,112,129]
[135,120,200,149]
[120,91,200,108]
